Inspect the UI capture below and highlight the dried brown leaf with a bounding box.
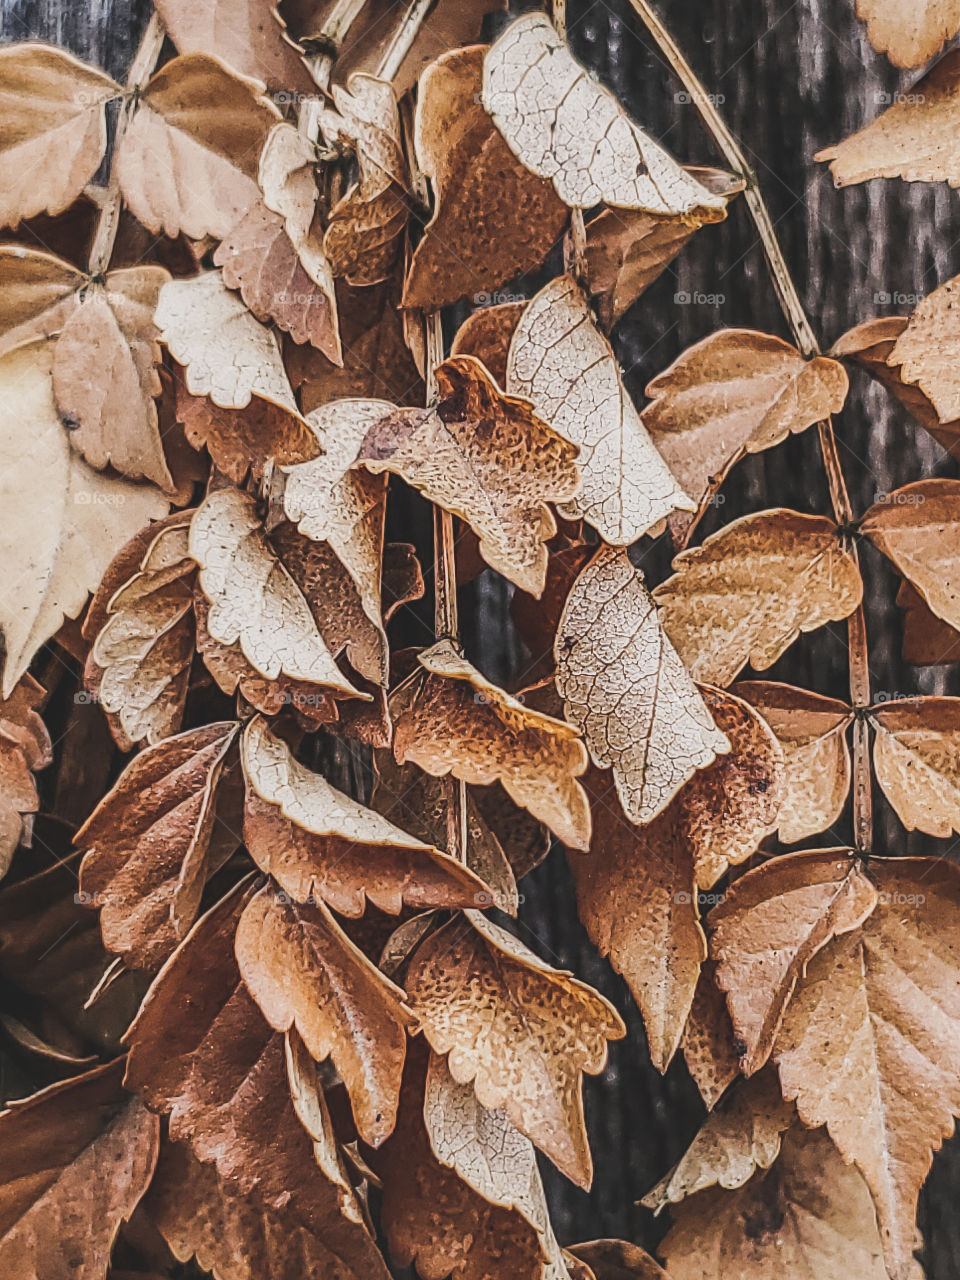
[861,479,960,629]
[681,961,742,1108]
[872,695,960,835]
[567,1240,667,1280]
[450,301,525,389]
[0,674,51,878]
[886,273,960,420]
[898,577,960,663]
[856,0,960,66]
[0,245,84,356]
[175,381,317,485]
[154,0,313,93]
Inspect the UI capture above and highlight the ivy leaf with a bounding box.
[855,0,960,66]
[861,480,960,630]
[0,675,51,880]
[153,0,314,93]
[174,381,317,485]
[682,962,743,1108]
[450,299,525,388]
[871,695,960,835]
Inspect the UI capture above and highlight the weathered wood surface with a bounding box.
[2,0,959,1273]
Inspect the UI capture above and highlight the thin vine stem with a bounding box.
[626,0,873,852]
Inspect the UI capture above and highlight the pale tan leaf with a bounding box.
[556,545,730,825]
[861,479,960,629]
[0,341,168,697]
[405,909,625,1188]
[483,14,727,216]
[872,696,960,835]
[189,485,361,696]
[156,270,299,411]
[0,245,84,356]
[887,273,960,420]
[154,0,313,93]
[241,716,490,915]
[857,0,960,68]
[394,638,591,850]
[403,45,566,310]
[642,1069,793,1210]
[507,275,694,544]
[654,510,863,686]
[733,682,853,843]
[642,330,848,512]
[660,1126,916,1280]
[117,53,281,240]
[817,51,960,186]
[235,880,414,1145]
[0,674,51,878]
[355,355,580,596]
[710,849,878,1075]
[774,857,960,1280]
[570,689,783,1071]
[0,44,119,228]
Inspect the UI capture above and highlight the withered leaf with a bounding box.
[886,273,960,420]
[856,0,960,66]
[403,45,566,310]
[659,1126,913,1280]
[483,14,727,216]
[0,674,51,878]
[507,276,694,544]
[682,962,743,1109]
[556,545,730,825]
[642,330,848,515]
[570,688,782,1071]
[242,716,490,915]
[773,857,960,1280]
[117,54,281,240]
[75,721,242,971]
[235,881,414,1145]
[871,696,960,835]
[0,44,119,228]
[0,246,84,357]
[356,356,578,595]
[861,479,960,630]
[154,0,314,93]
[642,1069,793,1211]
[175,381,317,485]
[0,1060,159,1277]
[450,300,525,389]
[0,341,168,697]
[732,682,853,843]
[710,849,877,1076]
[405,909,625,1188]
[817,51,960,186]
[654,510,863,686]
[394,639,591,850]
[898,578,960,664]
[567,1240,667,1280]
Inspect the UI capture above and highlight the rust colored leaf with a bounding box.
[175,381,317,485]
[450,301,525,389]
[0,674,51,878]
[898,578,960,664]
[235,881,414,1145]
[872,695,960,835]
[75,721,242,971]
[857,0,960,66]
[681,962,742,1108]
[0,44,119,228]
[154,0,313,93]
[861,479,960,630]
[405,909,625,1188]
[508,275,694,544]
[709,849,878,1076]
[733,682,853,843]
[0,1060,159,1277]
[556,545,730,825]
[568,1240,668,1280]
[394,639,591,850]
[654,510,863,686]
[403,45,566,310]
[570,688,782,1071]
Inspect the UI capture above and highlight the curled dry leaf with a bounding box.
[567,1239,667,1280]
[871,696,960,835]
[189,485,361,697]
[483,14,727,217]
[0,675,51,879]
[773,857,960,1280]
[733,682,853,843]
[75,721,242,971]
[642,330,848,516]
[156,271,299,412]
[659,1125,914,1280]
[556,545,730,825]
[817,50,960,186]
[235,881,414,1146]
[117,53,282,240]
[153,0,314,93]
[570,688,783,1071]
[856,0,960,66]
[450,300,525,389]
[654,510,863,686]
[175,381,318,485]
[0,44,119,228]
[403,44,566,310]
[0,341,168,698]
[709,849,878,1076]
[394,639,591,850]
[0,1060,159,1276]
[642,1068,793,1211]
[682,961,743,1109]
[861,479,960,630]
[898,578,960,664]
[406,909,625,1188]
[241,716,490,915]
[507,276,694,544]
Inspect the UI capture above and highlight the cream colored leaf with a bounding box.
[154,0,313,93]
[507,276,693,544]
[188,486,359,696]
[0,246,84,357]
[653,510,863,686]
[0,341,168,697]
[556,545,729,825]
[394,639,591,850]
[482,14,726,216]
[156,271,298,411]
[117,53,281,240]
[856,0,960,68]
[0,44,119,228]
[872,696,960,835]
[861,479,960,629]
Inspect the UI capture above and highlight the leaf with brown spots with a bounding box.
[856,0,960,66]
[0,674,51,879]
[682,962,743,1108]
[175,380,317,486]
[871,695,960,835]
[861,480,960,630]
[450,301,525,389]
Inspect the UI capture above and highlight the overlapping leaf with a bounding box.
[861,480,960,629]
[871,696,960,835]
[0,675,51,878]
